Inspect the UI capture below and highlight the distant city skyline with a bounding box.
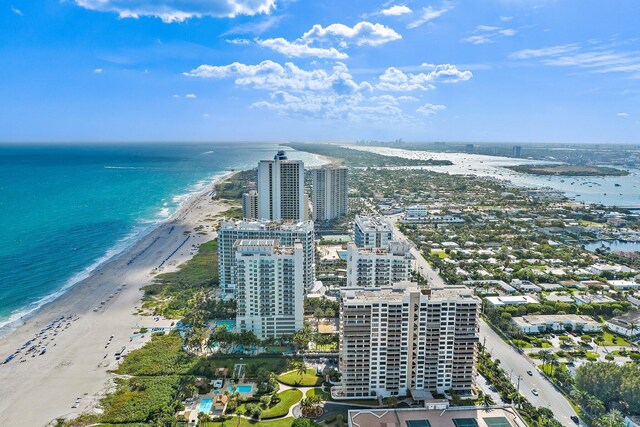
[1,0,639,143]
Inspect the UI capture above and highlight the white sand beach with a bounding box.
[0,173,236,427]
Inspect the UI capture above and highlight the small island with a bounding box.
[506,164,629,177]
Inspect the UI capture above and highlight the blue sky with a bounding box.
[1,0,639,143]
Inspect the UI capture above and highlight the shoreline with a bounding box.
[0,170,237,427]
[0,171,234,336]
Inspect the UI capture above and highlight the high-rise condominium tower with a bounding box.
[311,166,348,221]
[337,283,480,398]
[234,239,304,339]
[242,190,259,220]
[257,150,305,221]
[218,219,315,295]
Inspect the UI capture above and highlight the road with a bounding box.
[390,214,581,426]
[481,321,581,426]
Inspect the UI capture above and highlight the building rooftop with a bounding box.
[342,282,479,304]
[485,295,538,306]
[355,215,393,231]
[513,314,599,326]
[348,406,527,427]
[221,219,314,231]
[608,311,640,325]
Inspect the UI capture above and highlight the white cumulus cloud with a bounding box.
[185,93,197,98]
[257,38,349,59]
[302,21,402,47]
[417,103,446,115]
[377,64,472,91]
[185,60,468,122]
[74,0,275,23]
[381,5,412,16]
[617,112,629,117]
[93,68,104,73]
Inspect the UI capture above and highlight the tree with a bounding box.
[292,418,318,427]
[251,405,263,420]
[293,322,313,350]
[383,396,399,408]
[480,394,495,407]
[539,349,552,372]
[593,409,626,427]
[260,394,273,408]
[585,395,605,418]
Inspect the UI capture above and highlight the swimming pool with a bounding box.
[214,320,235,331]
[229,385,252,393]
[198,398,213,413]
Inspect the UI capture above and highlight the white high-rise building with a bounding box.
[257,150,305,221]
[235,239,304,339]
[218,220,315,295]
[336,283,480,398]
[354,215,394,248]
[346,240,413,287]
[311,166,348,221]
[242,190,258,220]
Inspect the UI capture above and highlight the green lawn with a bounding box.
[202,417,295,427]
[595,331,631,347]
[235,389,302,419]
[262,389,303,419]
[430,249,450,259]
[307,387,331,401]
[277,368,323,387]
[513,339,533,348]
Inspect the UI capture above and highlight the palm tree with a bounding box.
[297,361,308,378]
[549,358,560,377]
[539,349,552,372]
[300,397,313,415]
[594,409,625,427]
[480,394,495,407]
[585,395,605,418]
[383,396,399,408]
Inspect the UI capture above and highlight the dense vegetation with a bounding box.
[216,169,257,200]
[116,333,196,376]
[575,362,640,415]
[288,143,452,167]
[142,240,234,319]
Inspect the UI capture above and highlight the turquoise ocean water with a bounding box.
[0,143,322,330]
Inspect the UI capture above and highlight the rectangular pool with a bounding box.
[198,398,213,413]
[229,385,252,393]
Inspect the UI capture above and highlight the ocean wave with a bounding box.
[104,166,146,170]
[0,226,150,332]
[0,170,232,333]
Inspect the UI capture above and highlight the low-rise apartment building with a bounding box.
[512,314,601,334]
[605,311,640,337]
